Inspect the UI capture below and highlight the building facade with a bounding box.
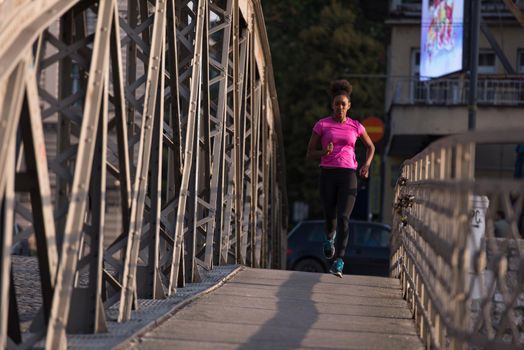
[383,0,524,224]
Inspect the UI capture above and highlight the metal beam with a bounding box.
[0,1,287,347]
[0,64,26,194]
[20,58,59,323]
[0,117,16,349]
[502,0,524,29]
[46,0,115,346]
[169,0,207,292]
[480,19,516,74]
[0,1,79,83]
[119,0,167,321]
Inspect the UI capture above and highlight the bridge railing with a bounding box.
[391,129,524,349]
[0,0,287,348]
[390,77,524,106]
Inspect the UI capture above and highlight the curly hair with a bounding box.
[330,79,352,101]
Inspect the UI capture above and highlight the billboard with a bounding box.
[420,0,464,80]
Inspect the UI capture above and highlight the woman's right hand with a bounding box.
[324,142,334,156]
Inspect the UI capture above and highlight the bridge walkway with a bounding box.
[128,268,424,350]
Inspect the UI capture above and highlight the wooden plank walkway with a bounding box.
[128,268,424,350]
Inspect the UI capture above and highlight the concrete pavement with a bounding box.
[128,268,423,350]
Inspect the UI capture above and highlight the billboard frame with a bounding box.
[419,0,467,81]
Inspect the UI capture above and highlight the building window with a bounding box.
[518,50,524,74]
[411,49,420,77]
[410,49,424,102]
[478,50,496,74]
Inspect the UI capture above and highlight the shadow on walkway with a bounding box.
[237,271,321,350]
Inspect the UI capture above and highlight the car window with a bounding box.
[351,224,390,248]
[289,222,324,243]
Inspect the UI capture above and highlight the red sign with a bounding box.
[362,116,385,143]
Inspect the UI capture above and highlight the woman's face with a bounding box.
[332,95,351,119]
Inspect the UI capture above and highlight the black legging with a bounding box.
[319,168,357,259]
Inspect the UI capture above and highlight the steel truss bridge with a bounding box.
[2,1,524,350]
[0,0,287,348]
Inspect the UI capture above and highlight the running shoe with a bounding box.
[323,232,336,259]
[329,258,344,278]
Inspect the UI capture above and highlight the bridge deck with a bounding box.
[128,268,423,349]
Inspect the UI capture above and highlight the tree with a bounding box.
[263,0,387,221]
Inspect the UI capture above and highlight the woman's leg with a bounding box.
[334,171,357,259]
[319,170,337,241]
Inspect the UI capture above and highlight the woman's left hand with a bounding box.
[359,164,370,178]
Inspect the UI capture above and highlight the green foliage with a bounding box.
[262,0,387,220]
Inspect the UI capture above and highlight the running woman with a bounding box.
[306,80,375,277]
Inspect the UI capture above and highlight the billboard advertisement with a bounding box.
[420,0,464,80]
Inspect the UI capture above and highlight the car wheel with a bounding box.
[294,258,325,273]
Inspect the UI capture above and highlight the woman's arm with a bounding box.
[306,132,332,160]
[359,129,375,178]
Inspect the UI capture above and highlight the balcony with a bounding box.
[390,77,524,106]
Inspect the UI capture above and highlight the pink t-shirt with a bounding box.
[312,116,365,169]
